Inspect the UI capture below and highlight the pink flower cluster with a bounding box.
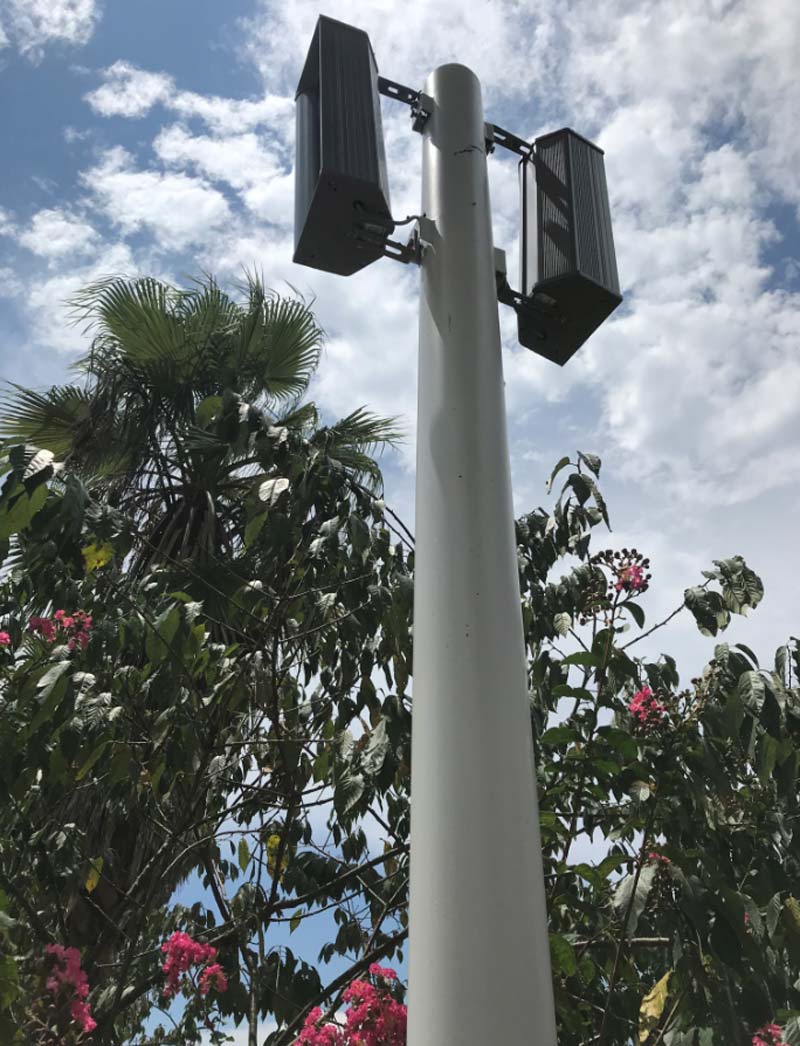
[161,932,227,1000]
[647,851,671,866]
[199,963,228,996]
[753,1024,788,1046]
[615,564,646,593]
[629,686,665,728]
[0,631,10,647]
[45,943,96,1035]
[28,610,92,650]
[295,965,406,1046]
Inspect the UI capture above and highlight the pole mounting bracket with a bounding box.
[352,210,435,266]
[378,76,432,132]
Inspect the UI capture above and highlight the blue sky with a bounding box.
[1,0,799,1040]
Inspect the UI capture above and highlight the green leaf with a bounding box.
[766,892,783,937]
[621,601,645,629]
[737,670,766,713]
[540,726,577,746]
[722,691,745,740]
[363,720,389,775]
[196,395,223,427]
[290,910,302,934]
[785,897,800,940]
[238,838,251,873]
[758,734,779,783]
[76,740,109,781]
[613,864,657,936]
[577,451,602,477]
[244,511,267,547]
[348,513,371,554]
[334,773,365,817]
[546,456,571,494]
[26,664,71,736]
[782,1017,800,1046]
[0,481,48,540]
[562,651,600,668]
[0,955,19,1010]
[549,933,577,977]
[734,643,759,667]
[146,606,181,665]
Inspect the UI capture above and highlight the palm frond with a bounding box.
[316,407,405,489]
[231,274,323,404]
[323,407,405,453]
[0,384,93,456]
[275,400,319,432]
[70,276,188,371]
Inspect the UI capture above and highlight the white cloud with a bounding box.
[0,267,24,298]
[0,0,100,61]
[153,125,293,225]
[19,208,99,259]
[82,147,233,251]
[0,207,16,236]
[85,61,172,118]
[86,60,293,135]
[23,241,138,353]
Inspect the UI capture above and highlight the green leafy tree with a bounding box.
[0,278,798,1046]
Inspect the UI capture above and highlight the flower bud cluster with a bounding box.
[592,548,652,596]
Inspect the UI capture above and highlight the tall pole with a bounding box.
[407,64,558,1045]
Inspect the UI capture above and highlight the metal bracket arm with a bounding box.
[485,123,533,158]
[378,75,432,131]
[378,77,532,156]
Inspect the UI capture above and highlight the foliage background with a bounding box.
[0,277,798,1046]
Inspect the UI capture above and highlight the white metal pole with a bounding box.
[407,64,558,1045]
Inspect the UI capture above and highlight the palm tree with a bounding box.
[1,273,400,582]
[0,275,404,1021]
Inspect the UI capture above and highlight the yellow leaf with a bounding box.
[82,541,114,572]
[85,857,104,894]
[266,834,290,881]
[639,970,672,1044]
[785,896,800,939]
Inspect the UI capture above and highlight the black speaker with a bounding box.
[294,16,392,276]
[518,128,621,365]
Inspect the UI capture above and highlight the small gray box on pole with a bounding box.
[518,128,622,365]
[293,16,392,276]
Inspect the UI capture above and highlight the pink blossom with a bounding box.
[752,1025,788,1046]
[615,564,646,593]
[0,631,10,647]
[45,943,95,1034]
[368,963,398,981]
[160,931,221,999]
[198,963,228,996]
[629,686,665,728]
[70,998,97,1034]
[295,968,406,1046]
[28,611,92,650]
[647,851,670,865]
[28,616,57,642]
